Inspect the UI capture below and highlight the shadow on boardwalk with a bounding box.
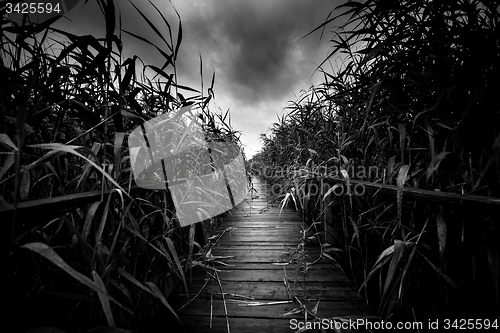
[168,179,373,332]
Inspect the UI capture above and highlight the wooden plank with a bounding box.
[209,248,322,255]
[177,298,369,318]
[179,281,361,301]
[223,216,301,221]
[215,225,302,230]
[217,222,302,226]
[189,269,353,283]
[217,227,303,232]
[211,230,303,236]
[197,254,291,264]
[219,220,302,225]
[211,245,299,250]
[206,251,312,259]
[220,241,299,246]
[167,315,375,333]
[164,316,303,333]
[226,211,300,215]
[206,262,334,271]
[210,244,323,251]
[174,179,372,331]
[215,234,303,240]
[220,219,302,224]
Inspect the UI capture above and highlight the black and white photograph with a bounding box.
[1,0,499,332]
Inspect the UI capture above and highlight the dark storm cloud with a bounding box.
[55,0,344,157]
[57,0,341,104]
[174,0,339,106]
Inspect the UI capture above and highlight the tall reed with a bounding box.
[1,1,244,331]
[252,0,500,324]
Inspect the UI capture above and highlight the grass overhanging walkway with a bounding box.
[164,179,373,333]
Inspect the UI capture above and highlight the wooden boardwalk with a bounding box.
[171,180,372,332]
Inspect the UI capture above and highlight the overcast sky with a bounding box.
[58,0,343,159]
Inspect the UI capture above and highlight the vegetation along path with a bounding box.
[171,179,372,332]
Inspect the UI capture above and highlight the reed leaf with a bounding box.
[22,242,108,301]
[27,143,129,198]
[117,267,180,322]
[165,236,189,297]
[145,281,180,322]
[92,271,116,327]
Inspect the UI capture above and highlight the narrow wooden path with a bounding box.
[172,179,371,332]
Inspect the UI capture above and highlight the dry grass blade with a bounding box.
[210,292,213,329]
[214,293,254,300]
[278,307,302,318]
[228,300,292,306]
[213,269,231,333]
[177,280,209,311]
[311,299,320,316]
[293,296,319,320]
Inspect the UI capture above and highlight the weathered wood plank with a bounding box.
[173,179,372,332]
[219,241,300,246]
[225,215,299,218]
[180,280,362,301]
[210,245,299,250]
[209,248,322,256]
[177,298,370,318]
[202,262,334,270]
[216,223,302,227]
[208,235,304,243]
[168,315,375,333]
[215,227,303,233]
[189,269,352,283]
[167,316,304,333]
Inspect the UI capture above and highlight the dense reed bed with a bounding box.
[251,0,500,326]
[1,1,245,332]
